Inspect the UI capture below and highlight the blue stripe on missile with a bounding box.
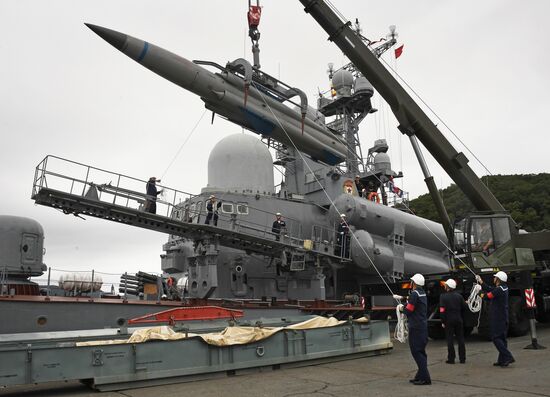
[240,107,276,135]
[137,42,149,62]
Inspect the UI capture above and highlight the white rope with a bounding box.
[467,283,482,313]
[394,304,408,343]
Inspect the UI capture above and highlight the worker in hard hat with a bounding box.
[394,273,431,385]
[439,278,467,364]
[271,212,286,241]
[336,213,350,257]
[476,271,515,367]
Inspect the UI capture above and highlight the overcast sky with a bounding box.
[1,1,548,289]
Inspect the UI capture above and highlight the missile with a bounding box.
[86,24,348,165]
[331,194,450,277]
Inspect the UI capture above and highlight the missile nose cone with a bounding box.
[85,23,127,51]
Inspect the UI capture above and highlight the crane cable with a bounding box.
[160,109,208,180]
[378,56,493,178]
[252,59,487,335]
[250,81,410,342]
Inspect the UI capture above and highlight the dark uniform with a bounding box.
[404,288,431,384]
[205,198,220,226]
[145,179,161,214]
[439,290,467,363]
[271,217,286,241]
[355,178,364,197]
[336,219,350,257]
[481,282,514,365]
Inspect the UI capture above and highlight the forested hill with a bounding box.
[408,174,550,232]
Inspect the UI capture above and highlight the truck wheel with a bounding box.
[508,296,529,337]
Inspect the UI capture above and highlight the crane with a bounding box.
[299,0,550,338]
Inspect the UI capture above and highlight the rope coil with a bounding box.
[394,304,408,343]
[467,283,482,313]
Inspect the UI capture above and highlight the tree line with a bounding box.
[406,173,550,232]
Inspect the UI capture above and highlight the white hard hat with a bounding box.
[494,271,507,282]
[276,212,281,216]
[411,273,425,286]
[209,195,215,199]
[445,279,457,289]
[340,213,346,218]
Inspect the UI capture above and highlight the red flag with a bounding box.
[394,44,404,59]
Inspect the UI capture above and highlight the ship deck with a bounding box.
[2,323,549,397]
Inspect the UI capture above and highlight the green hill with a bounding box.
[407,174,550,232]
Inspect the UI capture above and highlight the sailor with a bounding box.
[145,177,163,214]
[397,273,431,385]
[205,195,221,226]
[354,175,364,197]
[271,212,287,241]
[439,278,467,364]
[476,271,515,367]
[336,214,350,257]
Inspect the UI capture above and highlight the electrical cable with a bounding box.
[249,81,414,342]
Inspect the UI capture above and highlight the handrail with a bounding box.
[32,155,350,260]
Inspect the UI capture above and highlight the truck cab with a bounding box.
[452,213,536,272]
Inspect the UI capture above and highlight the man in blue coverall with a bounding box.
[476,271,515,367]
[395,273,431,385]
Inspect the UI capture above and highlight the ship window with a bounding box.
[221,203,234,214]
[236,204,249,215]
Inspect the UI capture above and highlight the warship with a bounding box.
[1,1,447,335]
[2,0,550,339]
[1,0,550,391]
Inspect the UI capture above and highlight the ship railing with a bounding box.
[33,267,170,301]
[170,201,305,247]
[311,223,350,259]
[32,155,198,218]
[32,155,309,250]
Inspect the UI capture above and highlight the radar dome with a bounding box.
[207,134,274,195]
[332,69,354,97]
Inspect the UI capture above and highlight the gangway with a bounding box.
[31,156,350,272]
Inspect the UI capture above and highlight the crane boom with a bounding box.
[300,0,505,213]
